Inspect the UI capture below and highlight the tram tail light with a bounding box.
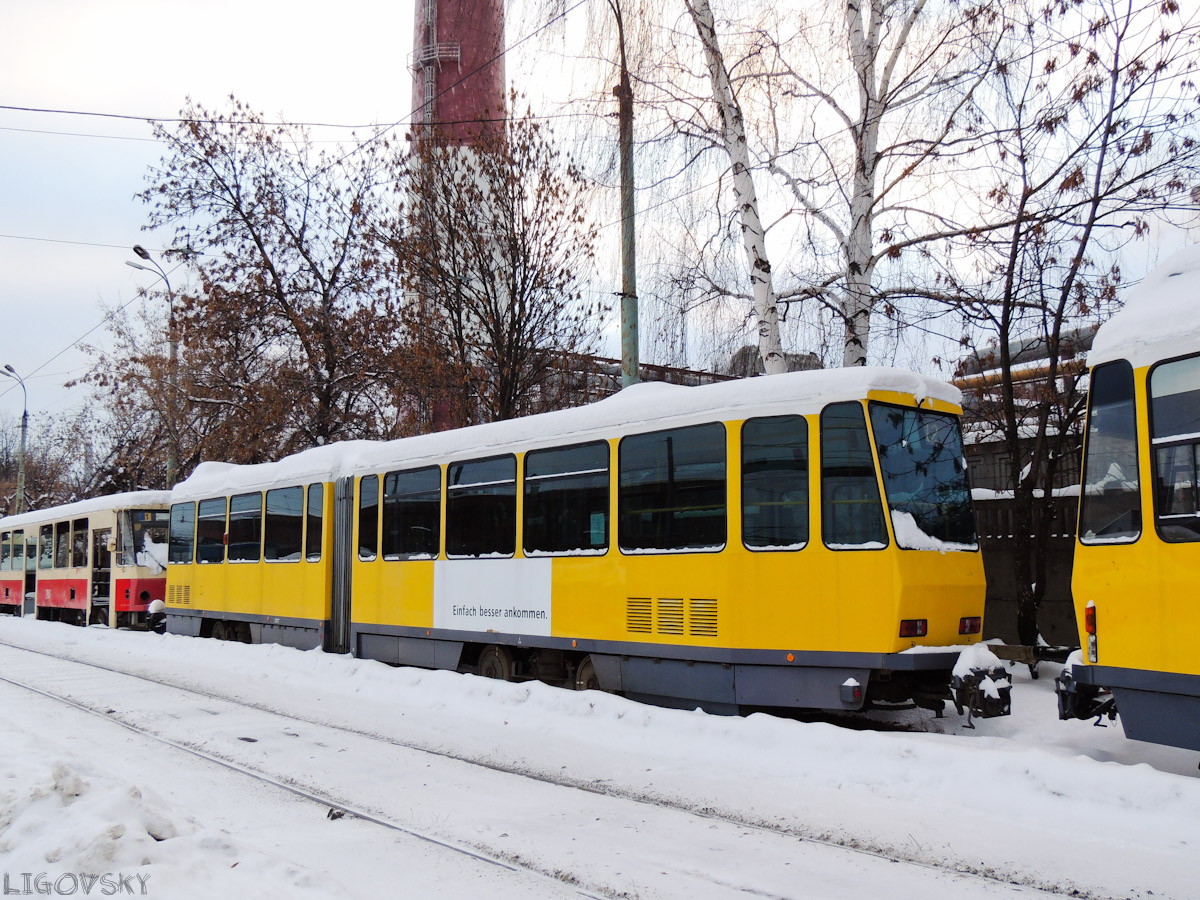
[899,619,928,638]
[959,616,981,635]
[1085,601,1098,663]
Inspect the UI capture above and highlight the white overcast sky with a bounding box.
[2,1,1195,430]
[1,0,426,424]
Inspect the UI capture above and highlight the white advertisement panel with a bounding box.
[432,557,553,636]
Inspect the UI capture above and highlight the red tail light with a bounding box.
[1084,603,1096,635]
[959,616,981,635]
[899,619,928,638]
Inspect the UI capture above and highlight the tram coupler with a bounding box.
[1055,666,1116,724]
[952,665,1013,727]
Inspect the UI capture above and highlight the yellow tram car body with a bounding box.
[166,368,992,714]
[1059,247,1200,750]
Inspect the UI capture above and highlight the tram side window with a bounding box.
[383,467,441,560]
[446,456,516,558]
[0,532,8,571]
[54,521,70,568]
[524,442,609,555]
[1080,361,1141,543]
[71,518,88,568]
[10,531,22,572]
[38,525,53,569]
[169,503,196,564]
[1150,354,1200,542]
[228,493,263,562]
[306,484,323,562]
[359,475,380,561]
[619,424,726,552]
[742,416,809,550]
[821,403,888,549]
[196,498,227,564]
[22,531,34,571]
[264,486,303,561]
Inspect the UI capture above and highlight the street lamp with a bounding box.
[0,365,27,515]
[126,245,179,487]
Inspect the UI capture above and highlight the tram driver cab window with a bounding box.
[1080,360,1141,544]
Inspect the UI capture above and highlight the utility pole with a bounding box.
[126,246,179,487]
[1,365,27,515]
[611,0,639,388]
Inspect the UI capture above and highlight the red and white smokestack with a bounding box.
[411,0,506,143]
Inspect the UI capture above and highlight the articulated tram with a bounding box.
[0,492,172,627]
[1058,246,1200,751]
[164,367,1008,716]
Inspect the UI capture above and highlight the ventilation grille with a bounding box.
[657,598,685,635]
[168,584,192,607]
[689,598,718,637]
[626,598,652,633]
[625,597,718,638]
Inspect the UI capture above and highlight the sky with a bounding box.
[2,616,1198,898]
[2,1,1197,434]
[0,0,424,426]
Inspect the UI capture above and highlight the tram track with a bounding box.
[0,636,1108,899]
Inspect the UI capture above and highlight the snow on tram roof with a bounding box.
[175,366,960,499]
[1090,244,1200,369]
[0,490,173,530]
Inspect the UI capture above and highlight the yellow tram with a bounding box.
[1058,247,1200,750]
[166,367,1006,716]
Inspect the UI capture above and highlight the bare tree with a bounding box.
[682,0,787,375]
[948,0,1200,644]
[386,109,607,425]
[134,97,404,466]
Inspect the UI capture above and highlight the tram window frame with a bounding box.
[38,524,53,570]
[358,475,380,561]
[0,531,9,571]
[196,498,228,564]
[820,402,889,550]
[54,521,70,568]
[1079,360,1142,545]
[446,455,517,559]
[383,466,441,561]
[10,530,22,572]
[169,502,196,564]
[618,423,727,554]
[227,493,263,563]
[1148,352,1200,543]
[523,442,609,557]
[305,483,323,562]
[741,416,809,552]
[264,486,304,562]
[71,518,89,568]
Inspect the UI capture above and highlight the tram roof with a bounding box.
[1090,243,1200,370]
[173,366,961,499]
[0,490,174,531]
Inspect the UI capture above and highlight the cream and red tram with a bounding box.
[0,491,171,627]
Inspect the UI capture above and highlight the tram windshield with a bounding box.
[869,403,977,549]
[117,509,171,572]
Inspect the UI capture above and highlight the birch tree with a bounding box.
[683,0,786,375]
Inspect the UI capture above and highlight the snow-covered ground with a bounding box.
[0,617,1196,899]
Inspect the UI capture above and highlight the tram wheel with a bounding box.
[477,645,514,681]
[574,655,601,691]
[212,620,228,642]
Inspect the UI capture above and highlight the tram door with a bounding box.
[91,528,112,626]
